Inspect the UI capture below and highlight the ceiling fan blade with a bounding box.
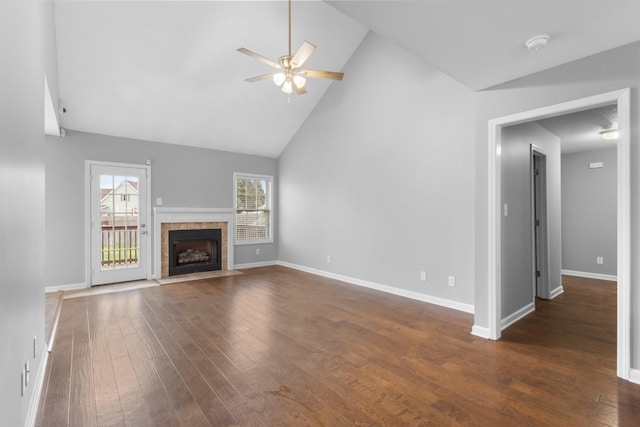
[301,69,344,80]
[245,73,276,83]
[294,84,307,95]
[237,48,281,69]
[291,41,316,68]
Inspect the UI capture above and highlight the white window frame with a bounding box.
[233,172,273,245]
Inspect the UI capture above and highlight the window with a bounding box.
[234,173,273,244]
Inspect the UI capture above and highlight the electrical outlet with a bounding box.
[256,248,260,255]
[448,276,455,287]
[156,197,163,206]
[326,255,331,263]
[420,271,427,281]
[597,256,604,265]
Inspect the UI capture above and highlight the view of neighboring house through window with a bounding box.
[234,173,272,244]
[100,176,139,268]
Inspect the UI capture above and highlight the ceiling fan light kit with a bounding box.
[599,128,619,140]
[237,0,343,97]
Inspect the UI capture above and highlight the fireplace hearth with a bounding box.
[168,228,221,276]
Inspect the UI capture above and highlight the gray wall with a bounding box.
[473,42,640,368]
[45,130,278,288]
[562,148,617,276]
[0,1,55,425]
[501,123,562,320]
[279,32,477,306]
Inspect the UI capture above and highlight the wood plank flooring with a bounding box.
[36,267,640,426]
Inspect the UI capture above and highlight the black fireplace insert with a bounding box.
[168,228,221,276]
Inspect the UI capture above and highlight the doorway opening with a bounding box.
[485,88,631,380]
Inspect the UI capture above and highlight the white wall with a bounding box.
[279,32,477,308]
[474,42,640,368]
[501,122,561,320]
[45,130,278,288]
[0,1,54,425]
[562,148,617,276]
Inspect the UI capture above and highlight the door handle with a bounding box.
[140,230,148,235]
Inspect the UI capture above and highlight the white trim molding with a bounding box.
[561,269,617,282]
[501,302,535,331]
[278,261,474,314]
[549,286,564,299]
[471,325,490,339]
[63,280,159,300]
[45,282,87,293]
[153,207,235,278]
[486,88,631,381]
[629,369,640,385]
[25,348,49,427]
[234,260,278,269]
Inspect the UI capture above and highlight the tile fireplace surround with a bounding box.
[153,208,235,279]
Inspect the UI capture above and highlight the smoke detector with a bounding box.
[525,34,550,51]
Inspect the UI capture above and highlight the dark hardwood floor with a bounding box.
[36,267,640,426]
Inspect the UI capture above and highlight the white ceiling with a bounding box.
[329,0,640,90]
[53,1,640,157]
[54,1,368,157]
[536,104,618,155]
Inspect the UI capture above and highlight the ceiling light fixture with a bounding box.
[525,34,550,51]
[237,0,344,99]
[599,128,619,140]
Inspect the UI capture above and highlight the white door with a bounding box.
[90,163,150,285]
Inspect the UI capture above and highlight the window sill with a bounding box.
[234,239,274,246]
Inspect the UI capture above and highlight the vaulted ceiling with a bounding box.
[53,1,640,157]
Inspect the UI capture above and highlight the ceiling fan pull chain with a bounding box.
[288,0,292,57]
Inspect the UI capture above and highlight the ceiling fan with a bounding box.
[237,0,344,96]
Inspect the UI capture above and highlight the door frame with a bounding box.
[85,160,152,287]
[486,88,631,380]
[530,145,550,300]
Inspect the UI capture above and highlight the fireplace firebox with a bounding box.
[168,228,221,276]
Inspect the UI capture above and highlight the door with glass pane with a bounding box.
[90,163,149,285]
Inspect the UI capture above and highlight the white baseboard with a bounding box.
[630,368,640,385]
[549,285,564,299]
[501,302,535,331]
[234,260,278,269]
[277,261,474,314]
[561,269,617,282]
[25,348,49,427]
[45,282,87,293]
[471,325,490,339]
